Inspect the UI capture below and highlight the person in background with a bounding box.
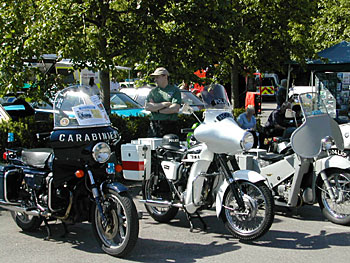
[276,79,287,109]
[145,67,182,137]
[88,77,100,96]
[264,101,292,137]
[237,105,258,147]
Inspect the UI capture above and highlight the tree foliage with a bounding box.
[0,0,345,108]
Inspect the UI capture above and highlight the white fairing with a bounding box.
[194,109,246,155]
[184,144,214,214]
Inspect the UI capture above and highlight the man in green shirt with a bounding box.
[145,67,182,137]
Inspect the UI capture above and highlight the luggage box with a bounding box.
[121,144,150,181]
[136,138,162,150]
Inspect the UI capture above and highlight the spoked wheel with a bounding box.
[317,169,350,225]
[92,190,139,258]
[11,212,43,231]
[220,181,274,241]
[142,173,179,223]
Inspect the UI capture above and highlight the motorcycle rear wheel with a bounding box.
[92,190,139,258]
[142,173,179,223]
[11,212,43,232]
[220,181,274,240]
[317,169,350,225]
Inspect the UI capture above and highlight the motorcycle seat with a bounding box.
[259,153,284,163]
[21,148,53,169]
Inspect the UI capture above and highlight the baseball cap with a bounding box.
[150,67,169,76]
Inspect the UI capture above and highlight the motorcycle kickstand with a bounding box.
[43,217,52,241]
[184,209,207,232]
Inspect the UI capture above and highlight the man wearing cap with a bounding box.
[145,67,182,137]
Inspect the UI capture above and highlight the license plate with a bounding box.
[328,149,349,158]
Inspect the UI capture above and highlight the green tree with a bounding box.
[0,0,325,110]
[311,0,350,51]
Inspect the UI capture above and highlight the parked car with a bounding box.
[120,86,205,112]
[1,91,148,123]
[110,92,149,117]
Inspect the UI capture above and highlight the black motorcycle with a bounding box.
[0,85,139,257]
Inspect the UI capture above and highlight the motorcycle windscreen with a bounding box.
[291,114,344,158]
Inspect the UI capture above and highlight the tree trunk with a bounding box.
[99,70,111,114]
[230,65,240,109]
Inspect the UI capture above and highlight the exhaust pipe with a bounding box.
[0,201,41,217]
[139,199,182,208]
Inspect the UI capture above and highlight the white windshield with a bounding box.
[53,85,110,129]
[200,84,231,110]
[298,92,328,117]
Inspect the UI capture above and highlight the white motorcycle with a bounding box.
[237,90,350,225]
[137,84,274,240]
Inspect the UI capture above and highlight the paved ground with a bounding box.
[1,191,350,263]
[260,101,277,126]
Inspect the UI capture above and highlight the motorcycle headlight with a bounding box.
[321,136,334,151]
[241,132,254,151]
[92,142,111,163]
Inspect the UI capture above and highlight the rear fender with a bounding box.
[215,170,265,217]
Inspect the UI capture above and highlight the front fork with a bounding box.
[320,170,337,202]
[85,165,108,228]
[216,154,245,209]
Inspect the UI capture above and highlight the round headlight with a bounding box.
[92,142,111,163]
[321,136,334,151]
[241,132,254,151]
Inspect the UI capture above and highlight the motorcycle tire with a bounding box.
[142,173,179,223]
[220,181,274,241]
[92,189,139,258]
[317,168,350,225]
[11,212,43,232]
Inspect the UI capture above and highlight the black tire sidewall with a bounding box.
[91,190,139,257]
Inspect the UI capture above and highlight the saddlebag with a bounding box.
[0,164,21,202]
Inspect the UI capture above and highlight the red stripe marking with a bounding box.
[122,161,145,171]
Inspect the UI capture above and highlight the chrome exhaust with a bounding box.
[139,199,182,208]
[0,201,41,217]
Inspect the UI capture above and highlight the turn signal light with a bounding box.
[75,170,85,178]
[115,164,123,173]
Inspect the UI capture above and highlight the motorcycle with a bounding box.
[236,89,350,225]
[0,85,139,257]
[136,84,274,240]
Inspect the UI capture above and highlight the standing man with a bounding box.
[276,79,287,109]
[145,67,182,137]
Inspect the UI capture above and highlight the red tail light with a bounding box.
[3,152,8,161]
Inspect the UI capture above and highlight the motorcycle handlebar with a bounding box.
[181,128,194,134]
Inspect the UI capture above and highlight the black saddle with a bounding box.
[21,148,53,169]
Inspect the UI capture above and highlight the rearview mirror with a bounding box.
[285,109,295,119]
[181,104,193,115]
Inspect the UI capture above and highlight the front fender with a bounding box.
[102,181,129,194]
[215,170,265,217]
[315,155,350,174]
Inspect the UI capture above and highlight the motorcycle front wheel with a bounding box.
[317,169,350,225]
[142,173,179,223]
[220,181,274,241]
[92,189,139,258]
[11,212,43,232]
